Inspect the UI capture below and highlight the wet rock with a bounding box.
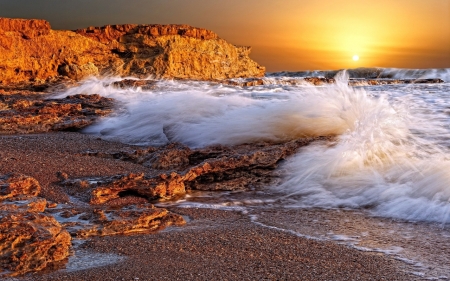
[0,94,115,134]
[86,173,186,204]
[0,173,41,201]
[221,77,336,87]
[0,212,71,277]
[109,79,157,90]
[0,197,47,213]
[0,172,185,276]
[219,77,444,87]
[348,78,444,86]
[67,204,185,238]
[82,142,192,170]
[0,174,71,276]
[74,138,326,204]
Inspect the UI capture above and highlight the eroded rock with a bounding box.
[75,24,265,80]
[60,204,185,238]
[70,138,327,205]
[0,173,41,201]
[0,18,264,85]
[220,77,444,87]
[0,172,185,276]
[0,212,71,277]
[0,94,115,134]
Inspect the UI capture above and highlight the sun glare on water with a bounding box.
[352,55,359,61]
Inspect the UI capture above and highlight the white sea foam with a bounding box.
[276,73,450,223]
[55,69,450,223]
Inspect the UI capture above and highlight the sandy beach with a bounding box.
[1,6,449,279]
[0,132,420,280]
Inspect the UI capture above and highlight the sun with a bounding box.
[352,54,359,61]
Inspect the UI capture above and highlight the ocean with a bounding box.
[56,67,450,278]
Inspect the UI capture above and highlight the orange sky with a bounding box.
[1,0,449,71]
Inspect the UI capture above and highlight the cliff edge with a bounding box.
[0,18,265,84]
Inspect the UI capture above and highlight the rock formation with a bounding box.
[0,173,40,200]
[0,173,71,277]
[0,172,185,276]
[107,77,445,90]
[65,204,185,238]
[0,93,115,134]
[0,212,71,277]
[75,24,265,80]
[0,18,265,85]
[67,138,328,205]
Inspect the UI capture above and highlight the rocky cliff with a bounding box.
[0,18,265,85]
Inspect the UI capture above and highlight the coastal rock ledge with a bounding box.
[0,18,265,84]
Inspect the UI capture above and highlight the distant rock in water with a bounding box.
[0,18,265,85]
[269,67,450,82]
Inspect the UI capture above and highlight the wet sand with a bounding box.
[0,132,419,280]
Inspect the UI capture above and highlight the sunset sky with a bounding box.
[1,0,449,71]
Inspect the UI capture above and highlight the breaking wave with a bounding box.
[269,67,450,82]
[55,69,450,223]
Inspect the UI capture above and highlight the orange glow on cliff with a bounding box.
[0,0,449,71]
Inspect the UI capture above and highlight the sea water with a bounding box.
[57,68,450,223]
[56,68,450,277]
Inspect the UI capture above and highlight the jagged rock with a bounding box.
[83,143,192,170]
[0,18,264,85]
[75,24,265,80]
[64,204,185,238]
[0,172,186,276]
[0,174,70,276]
[348,78,444,86]
[221,77,336,87]
[0,18,50,39]
[86,173,186,204]
[71,138,326,204]
[220,77,444,87]
[0,197,47,213]
[0,173,41,201]
[0,94,115,134]
[0,212,71,277]
[76,24,219,43]
[109,79,157,90]
[57,62,99,80]
[0,18,118,85]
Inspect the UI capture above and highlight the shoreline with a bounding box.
[0,132,425,280]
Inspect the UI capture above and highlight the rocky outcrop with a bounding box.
[0,93,115,134]
[107,77,445,90]
[348,78,444,86]
[0,212,72,277]
[75,24,265,80]
[0,18,265,85]
[222,77,444,87]
[64,204,185,238]
[0,18,117,85]
[0,173,40,200]
[0,173,71,277]
[69,138,327,205]
[0,172,186,276]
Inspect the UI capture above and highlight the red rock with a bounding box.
[70,138,328,204]
[0,18,265,85]
[0,173,41,201]
[71,204,185,238]
[0,94,115,134]
[0,212,71,277]
[75,24,219,43]
[0,18,50,38]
